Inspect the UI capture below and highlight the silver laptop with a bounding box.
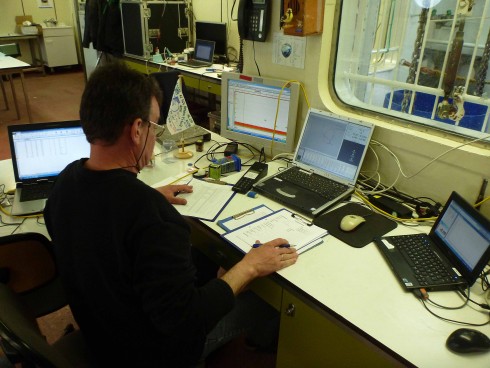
[254,109,374,217]
[178,39,215,68]
[7,121,90,215]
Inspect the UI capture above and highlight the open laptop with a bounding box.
[254,109,374,217]
[374,192,490,291]
[178,39,215,68]
[7,121,90,216]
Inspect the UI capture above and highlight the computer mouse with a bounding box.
[340,215,366,232]
[446,328,490,354]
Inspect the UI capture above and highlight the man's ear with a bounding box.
[129,118,145,144]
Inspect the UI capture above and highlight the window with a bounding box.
[335,0,490,138]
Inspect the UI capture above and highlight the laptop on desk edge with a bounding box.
[253,108,374,217]
[374,191,490,292]
[178,39,215,68]
[7,121,90,216]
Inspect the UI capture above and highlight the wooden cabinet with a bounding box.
[276,289,401,368]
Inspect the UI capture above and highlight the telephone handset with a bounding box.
[237,0,271,42]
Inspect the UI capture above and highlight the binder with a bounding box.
[222,208,328,255]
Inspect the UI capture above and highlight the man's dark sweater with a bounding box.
[44,159,235,367]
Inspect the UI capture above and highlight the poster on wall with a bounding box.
[272,32,306,69]
[37,0,54,8]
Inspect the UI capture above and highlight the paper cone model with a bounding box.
[166,77,195,135]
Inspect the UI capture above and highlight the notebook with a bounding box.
[254,109,374,217]
[374,192,490,291]
[7,121,90,216]
[178,39,215,68]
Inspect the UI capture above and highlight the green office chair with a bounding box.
[0,233,93,368]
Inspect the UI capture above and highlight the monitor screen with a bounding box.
[220,72,300,155]
[195,21,227,57]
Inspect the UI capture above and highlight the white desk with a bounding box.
[0,33,45,74]
[0,55,32,122]
[0,136,489,367]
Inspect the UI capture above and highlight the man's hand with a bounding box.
[221,238,298,295]
[156,184,193,205]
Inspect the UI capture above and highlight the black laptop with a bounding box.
[374,192,490,291]
[7,121,90,215]
[253,109,374,217]
[178,39,215,68]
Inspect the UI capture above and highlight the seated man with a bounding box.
[44,62,298,367]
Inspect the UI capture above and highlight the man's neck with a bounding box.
[85,142,139,173]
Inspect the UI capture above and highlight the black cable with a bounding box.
[419,298,490,326]
[458,287,490,310]
[237,37,244,73]
[426,286,470,310]
[10,217,26,235]
[252,40,260,76]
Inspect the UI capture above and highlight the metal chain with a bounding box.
[401,7,429,113]
[474,28,490,96]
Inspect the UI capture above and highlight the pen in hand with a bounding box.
[252,243,292,248]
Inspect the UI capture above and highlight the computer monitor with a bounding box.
[195,21,227,59]
[220,72,300,156]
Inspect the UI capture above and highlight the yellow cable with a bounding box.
[0,204,43,219]
[270,80,310,157]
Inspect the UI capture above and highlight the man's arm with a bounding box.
[220,238,298,295]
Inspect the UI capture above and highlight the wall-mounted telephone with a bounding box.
[237,0,271,42]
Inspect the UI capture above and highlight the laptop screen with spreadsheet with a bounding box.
[8,121,90,182]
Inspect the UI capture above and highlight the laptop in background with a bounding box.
[374,192,490,291]
[7,121,90,215]
[254,109,374,217]
[178,39,215,68]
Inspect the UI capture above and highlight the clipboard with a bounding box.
[222,208,328,255]
[217,204,274,232]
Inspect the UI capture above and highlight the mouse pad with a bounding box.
[313,203,397,248]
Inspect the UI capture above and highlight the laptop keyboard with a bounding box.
[20,183,53,202]
[388,234,457,286]
[179,60,211,68]
[278,167,348,198]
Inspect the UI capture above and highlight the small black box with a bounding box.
[224,142,238,156]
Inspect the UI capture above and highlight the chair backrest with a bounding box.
[0,233,56,294]
[0,43,21,58]
[0,283,72,368]
[0,233,67,318]
[151,70,186,124]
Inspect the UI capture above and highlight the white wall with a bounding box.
[194,0,490,217]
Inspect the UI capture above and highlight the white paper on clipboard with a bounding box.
[222,208,327,254]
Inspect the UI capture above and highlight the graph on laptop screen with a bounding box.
[220,72,300,155]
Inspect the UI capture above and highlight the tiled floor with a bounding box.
[0,68,276,367]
